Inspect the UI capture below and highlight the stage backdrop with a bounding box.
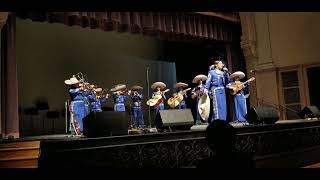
[16,18,177,135]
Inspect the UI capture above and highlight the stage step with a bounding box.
[0,140,40,168]
[0,159,39,168]
[303,163,320,168]
[0,140,40,149]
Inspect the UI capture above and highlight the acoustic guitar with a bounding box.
[229,77,255,95]
[167,88,191,108]
[147,89,170,109]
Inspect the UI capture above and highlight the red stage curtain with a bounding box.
[15,12,239,42]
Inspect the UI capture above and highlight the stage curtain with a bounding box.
[14,12,238,42]
[1,14,19,138]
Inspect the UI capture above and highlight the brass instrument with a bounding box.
[96,88,110,99]
[128,85,143,96]
[128,90,139,96]
[74,72,109,97]
[75,72,92,91]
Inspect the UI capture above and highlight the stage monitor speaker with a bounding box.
[83,111,128,137]
[298,106,320,118]
[156,109,194,130]
[246,107,279,125]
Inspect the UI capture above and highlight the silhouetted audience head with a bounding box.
[198,120,255,168]
[205,120,236,152]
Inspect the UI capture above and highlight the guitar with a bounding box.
[178,88,191,96]
[167,88,191,108]
[147,89,170,108]
[229,77,255,95]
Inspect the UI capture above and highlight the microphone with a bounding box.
[222,67,228,72]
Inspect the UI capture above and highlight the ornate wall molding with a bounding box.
[240,37,257,60]
[239,13,257,59]
[239,12,258,106]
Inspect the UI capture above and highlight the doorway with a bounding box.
[307,66,320,109]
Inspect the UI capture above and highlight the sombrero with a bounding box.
[151,82,166,90]
[174,82,188,89]
[192,74,208,83]
[198,92,210,120]
[130,85,143,91]
[64,76,80,85]
[94,88,103,92]
[110,84,127,92]
[230,71,245,80]
[209,65,215,70]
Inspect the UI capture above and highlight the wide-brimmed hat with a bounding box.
[94,88,103,92]
[198,92,210,120]
[230,71,245,80]
[151,82,166,90]
[130,85,143,91]
[110,84,127,92]
[64,75,80,85]
[174,82,188,89]
[192,74,208,83]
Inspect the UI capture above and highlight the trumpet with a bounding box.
[79,82,95,92]
[128,90,139,96]
[75,72,92,91]
[75,72,88,84]
[97,88,110,99]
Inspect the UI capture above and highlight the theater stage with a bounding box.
[1,119,320,168]
[26,119,320,167]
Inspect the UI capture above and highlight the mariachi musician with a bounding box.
[173,82,190,109]
[128,85,144,129]
[204,59,230,121]
[79,82,93,114]
[226,71,255,123]
[147,82,169,115]
[111,84,129,112]
[89,85,109,113]
[65,75,90,135]
[191,74,208,125]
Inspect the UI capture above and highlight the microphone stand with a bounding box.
[128,96,133,130]
[146,67,152,128]
[65,100,68,134]
[128,91,133,129]
[256,97,301,115]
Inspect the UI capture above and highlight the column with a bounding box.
[0,12,8,138]
[239,12,259,107]
[1,13,19,138]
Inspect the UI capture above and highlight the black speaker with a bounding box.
[83,111,128,137]
[156,109,194,130]
[246,107,279,124]
[298,106,320,118]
